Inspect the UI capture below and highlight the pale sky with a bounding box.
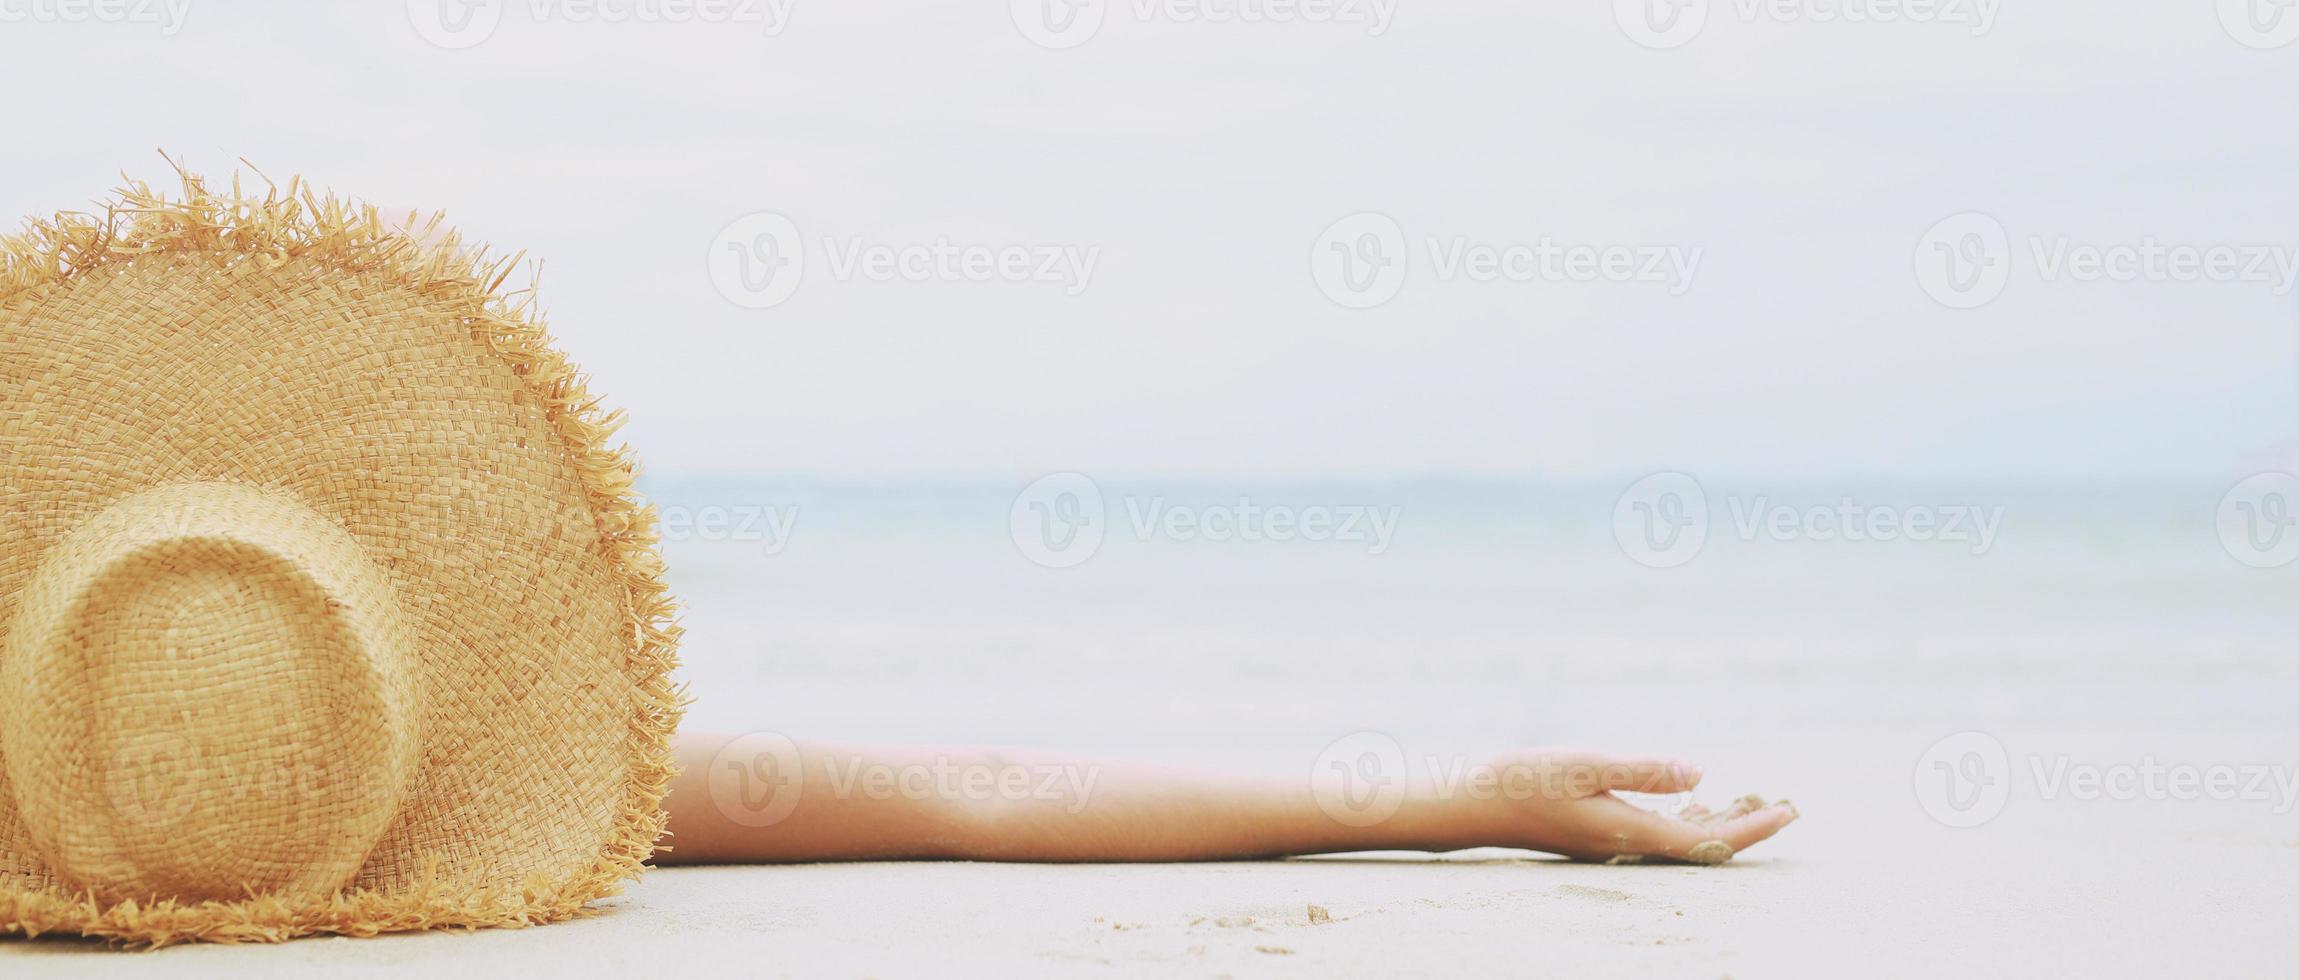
[3,1,2293,480]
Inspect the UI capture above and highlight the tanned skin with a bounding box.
[656,735,1796,865]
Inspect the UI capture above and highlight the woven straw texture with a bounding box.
[0,167,683,945]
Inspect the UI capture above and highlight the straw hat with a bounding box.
[0,166,683,944]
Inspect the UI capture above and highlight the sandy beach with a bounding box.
[8,724,2292,977]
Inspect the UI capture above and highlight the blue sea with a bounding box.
[646,475,2299,770]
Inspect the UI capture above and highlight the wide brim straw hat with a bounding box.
[0,164,683,944]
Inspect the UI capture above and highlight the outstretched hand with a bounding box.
[1463,748,1798,864]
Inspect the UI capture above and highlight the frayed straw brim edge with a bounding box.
[0,159,688,947]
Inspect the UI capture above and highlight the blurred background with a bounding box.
[5,1,2296,850]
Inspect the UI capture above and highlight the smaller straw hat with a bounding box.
[0,165,683,944]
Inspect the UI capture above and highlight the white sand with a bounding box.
[7,728,2292,977]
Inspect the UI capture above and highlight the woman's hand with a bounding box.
[1439,748,1799,864]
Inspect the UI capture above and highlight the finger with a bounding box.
[1691,793,1765,827]
[1551,751,1704,795]
[1721,802,1796,851]
[1687,802,1796,861]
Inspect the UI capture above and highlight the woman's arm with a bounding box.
[655,734,1797,865]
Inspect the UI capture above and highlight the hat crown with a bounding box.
[0,482,419,906]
